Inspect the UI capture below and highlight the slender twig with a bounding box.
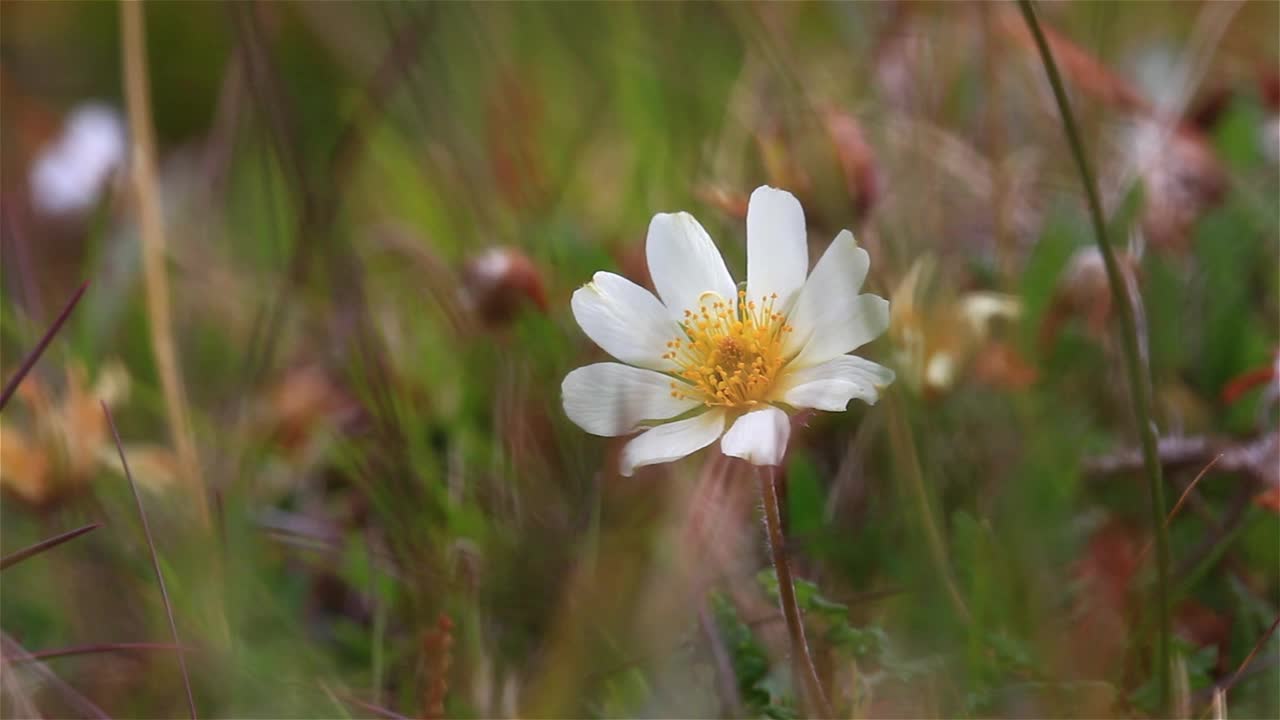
[102,402,197,719]
[1173,484,1252,583]
[120,0,207,526]
[1,633,111,720]
[758,466,832,718]
[1016,1,1171,712]
[2,642,191,666]
[1083,433,1275,483]
[1193,656,1278,709]
[1221,612,1280,696]
[1135,455,1222,566]
[0,523,102,571]
[1164,455,1221,529]
[0,280,89,412]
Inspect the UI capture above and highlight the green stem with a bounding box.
[887,395,972,625]
[758,466,833,719]
[1015,1,1170,714]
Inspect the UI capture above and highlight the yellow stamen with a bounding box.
[665,291,793,408]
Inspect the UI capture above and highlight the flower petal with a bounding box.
[746,186,808,309]
[774,355,895,411]
[620,408,726,477]
[790,292,889,369]
[783,233,888,369]
[563,363,699,437]
[784,229,873,360]
[646,211,737,320]
[571,272,678,370]
[720,406,790,467]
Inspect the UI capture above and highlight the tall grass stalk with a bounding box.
[120,0,208,526]
[1016,1,1171,713]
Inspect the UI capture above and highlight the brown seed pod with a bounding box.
[461,246,549,328]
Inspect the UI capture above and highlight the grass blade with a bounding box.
[0,523,102,572]
[0,279,90,412]
[102,401,198,719]
[3,643,190,666]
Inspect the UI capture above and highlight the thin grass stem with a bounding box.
[1016,0,1171,713]
[2,642,190,666]
[886,395,971,623]
[103,401,198,719]
[0,523,102,572]
[0,280,90,412]
[119,0,207,527]
[1220,612,1280,696]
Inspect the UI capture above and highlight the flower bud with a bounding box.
[461,247,548,327]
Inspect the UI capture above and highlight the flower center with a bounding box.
[664,290,793,408]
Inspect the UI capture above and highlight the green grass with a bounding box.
[1,2,1277,718]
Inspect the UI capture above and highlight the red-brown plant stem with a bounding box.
[758,466,832,718]
[0,522,101,572]
[2,642,190,665]
[0,280,90,412]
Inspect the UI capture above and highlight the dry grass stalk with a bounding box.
[119,0,207,526]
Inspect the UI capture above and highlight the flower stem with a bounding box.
[1016,1,1170,714]
[757,466,833,719]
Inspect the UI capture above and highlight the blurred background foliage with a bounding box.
[1,1,1277,717]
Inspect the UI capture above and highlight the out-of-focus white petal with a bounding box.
[746,186,808,309]
[620,409,725,476]
[646,212,737,320]
[775,355,895,411]
[30,103,126,216]
[784,229,872,359]
[562,363,698,437]
[959,292,1021,339]
[571,272,678,370]
[720,406,790,467]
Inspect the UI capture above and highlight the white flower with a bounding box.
[562,186,894,476]
[29,103,126,216]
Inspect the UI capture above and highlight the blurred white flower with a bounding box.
[889,255,1025,396]
[563,186,893,476]
[29,103,126,216]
